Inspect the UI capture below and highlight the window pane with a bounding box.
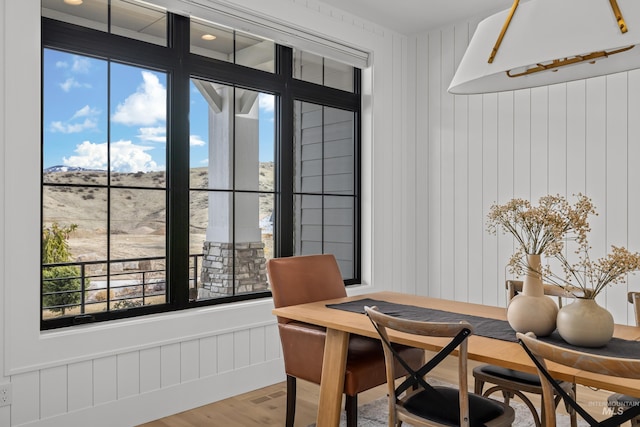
[295,101,322,193]
[110,63,166,187]
[110,188,166,258]
[294,103,355,195]
[293,195,353,279]
[234,192,269,295]
[190,80,232,190]
[294,194,323,255]
[324,107,354,195]
[42,187,108,320]
[324,58,354,92]
[43,186,109,258]
[43,49,108,185]
[236,91,275,192]
[293,50,355,92]
[324,196,354,278]
[111,0,167,46]
[293,50,323,85]
[235,31,275,73]
[192,190,233,300]
[190,18,234,61]
[41,0,109,32]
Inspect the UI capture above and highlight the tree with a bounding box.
[42,223,82,315]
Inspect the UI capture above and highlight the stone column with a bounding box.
[196,84,267,298]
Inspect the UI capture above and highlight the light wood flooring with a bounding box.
[139,355,616,427]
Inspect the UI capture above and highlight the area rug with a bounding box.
[308,379,588,427]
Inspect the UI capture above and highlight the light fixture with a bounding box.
[201,34,217,41]
[64,0,83,5]
[448,0,640,94]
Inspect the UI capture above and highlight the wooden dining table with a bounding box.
[272,291,640,427]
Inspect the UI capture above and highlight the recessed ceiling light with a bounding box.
[64,0,83,5]
[201,34,217,41]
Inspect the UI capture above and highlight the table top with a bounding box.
[272,291,640,396]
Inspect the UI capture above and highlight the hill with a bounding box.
[43,163,274,261]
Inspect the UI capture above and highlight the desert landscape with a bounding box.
[41,163,274,316]
[43,162,274,260]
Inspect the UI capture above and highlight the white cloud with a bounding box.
[63,141,107,169]
[63,140,159,172]
[112,71,166,126]
[259,93,274,113]
[56,60,69,69]
[50,106,100,133]
[190,135,206,146]
[50,118,97,134]
[72,56,92,74]
[71,105,100,119]
[138,126,166,143]
[60,77,91,92]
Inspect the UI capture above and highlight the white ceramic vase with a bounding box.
[556,297,614,347]
[506,254,558,337]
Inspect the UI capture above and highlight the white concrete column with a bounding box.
[204,86,260,243]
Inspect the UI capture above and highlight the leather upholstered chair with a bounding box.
[606,291,640,427]
[267,254,425,427]
[473,280,577,427]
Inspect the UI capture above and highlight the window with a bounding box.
[41,0,361,329]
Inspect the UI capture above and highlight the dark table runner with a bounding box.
[327,298,640,359]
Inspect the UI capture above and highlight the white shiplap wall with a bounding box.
[416,20,640,325]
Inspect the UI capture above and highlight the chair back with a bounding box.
[267,254,346,323]
[517,332,640,427]
[629,291,640,327]
[506,279,577,307]
[365,306,474,427]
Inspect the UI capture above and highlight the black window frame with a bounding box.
[41,11,361,330]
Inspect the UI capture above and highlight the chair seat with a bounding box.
[403,386,509,427]
[608,393,640,409]
[474,364,542,387]
[345,335,424,395]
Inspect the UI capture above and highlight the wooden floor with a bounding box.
[139,355,616,427]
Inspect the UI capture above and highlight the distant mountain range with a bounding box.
[43,165,105,173]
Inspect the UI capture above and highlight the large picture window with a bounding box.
[41,1,360,329]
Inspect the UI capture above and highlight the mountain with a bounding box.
[44,165,105,173]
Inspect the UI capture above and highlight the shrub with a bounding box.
[42,223,83,315]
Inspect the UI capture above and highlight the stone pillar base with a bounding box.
[199,241,268,298]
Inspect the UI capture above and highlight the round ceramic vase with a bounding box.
[506,254,558,337]
[556,298,614,347]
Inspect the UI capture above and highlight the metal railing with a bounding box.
[42,254,203,317]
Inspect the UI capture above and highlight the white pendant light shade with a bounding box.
[448,0,640,94]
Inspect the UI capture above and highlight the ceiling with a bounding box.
[319,0,516,35]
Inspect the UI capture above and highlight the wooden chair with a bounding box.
[365,305,515,427]
[267,254,425,427]
[606,291,640,427]
[518,331,640,427]
[473,280,577,427]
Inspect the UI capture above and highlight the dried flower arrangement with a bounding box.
[488,193,640,299]
[486,193,596,277]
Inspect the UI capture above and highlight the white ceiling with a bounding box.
[319,0,516,35]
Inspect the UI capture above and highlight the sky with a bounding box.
[43,49,275,173]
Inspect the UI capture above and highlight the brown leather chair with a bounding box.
[473,280,577,427]
[267,254,425,427]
